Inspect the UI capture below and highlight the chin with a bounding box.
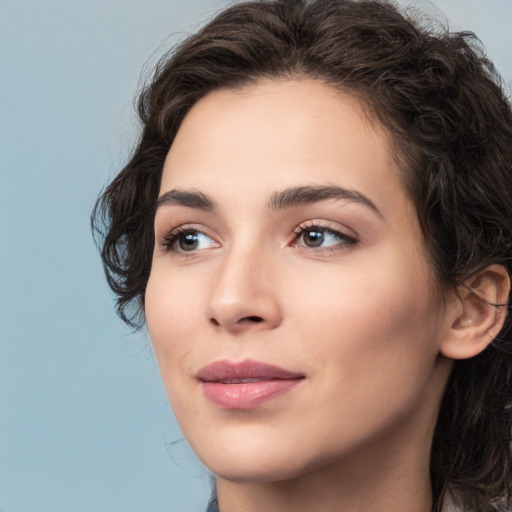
[190,435,309,483]
[194,434,342,486]
[207,458,306,484]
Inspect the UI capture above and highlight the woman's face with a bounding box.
[145,79,452,483]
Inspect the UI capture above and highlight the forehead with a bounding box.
[161,79,411,221]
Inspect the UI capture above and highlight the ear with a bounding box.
[441,264,510,360]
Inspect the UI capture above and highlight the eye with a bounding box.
[294,224,357,250]
[162,228,218,253]
[300,229,336,248]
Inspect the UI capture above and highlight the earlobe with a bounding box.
[441,264,510,360]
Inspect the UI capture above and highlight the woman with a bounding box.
[92,1,512,510]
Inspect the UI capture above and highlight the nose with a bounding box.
[206,245,282,334]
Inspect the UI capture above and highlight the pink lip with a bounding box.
[197,359,305,409]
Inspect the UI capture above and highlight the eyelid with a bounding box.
[157,219,358,255]
[159,224,220,253]
[290,220,358,250]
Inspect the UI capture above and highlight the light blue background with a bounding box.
[1,1,510,511]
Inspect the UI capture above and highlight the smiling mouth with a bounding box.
[197,359,305,409]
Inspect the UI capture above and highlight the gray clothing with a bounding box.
[205,495,219,512]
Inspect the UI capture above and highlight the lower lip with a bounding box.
[201,379,302,409]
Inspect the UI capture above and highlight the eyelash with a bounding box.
[291,222,358,251]
[160,222,358,255]
[161,226,213,252]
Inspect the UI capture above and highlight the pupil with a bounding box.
[179,233,199,251]
[305,230,324,247]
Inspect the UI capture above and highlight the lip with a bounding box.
[197,359,305,409]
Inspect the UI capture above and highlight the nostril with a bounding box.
[243,316,264,323]
[209,315,264,328]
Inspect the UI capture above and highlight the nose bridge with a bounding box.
[206,236,281,332]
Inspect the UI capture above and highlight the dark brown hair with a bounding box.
[92,1,512,510]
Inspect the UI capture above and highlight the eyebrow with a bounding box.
[268,185,383,218]
[156,189,216,211]
[155,184,382,218]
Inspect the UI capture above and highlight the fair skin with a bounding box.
[145,79,508,512]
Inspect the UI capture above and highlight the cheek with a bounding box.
[273,251,443,455]
[145,268,201,372]
[285,245,441,387]
[145,271,207,427]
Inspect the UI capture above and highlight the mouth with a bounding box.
[197,359,305,409]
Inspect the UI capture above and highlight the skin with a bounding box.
[145,79,460,512]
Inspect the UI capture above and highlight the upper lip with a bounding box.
[197,359,305,383]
